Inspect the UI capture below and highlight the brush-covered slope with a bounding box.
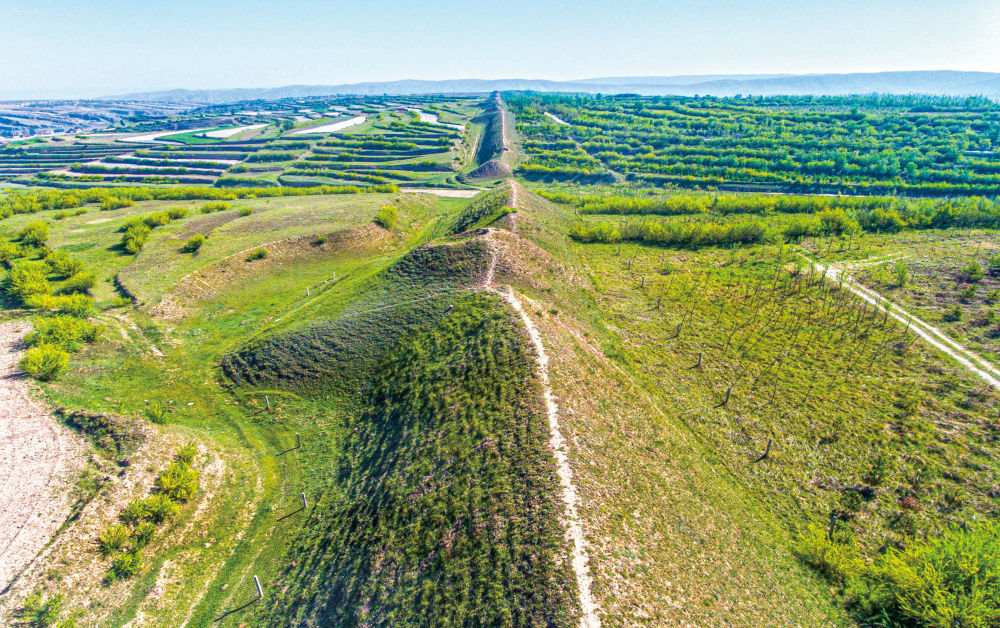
[223,237,491,391]
[263,294,579,625]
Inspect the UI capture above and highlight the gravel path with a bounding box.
[0,321,85,591]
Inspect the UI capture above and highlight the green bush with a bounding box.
[99,197,134,211]
[141,494,178,524]
[181,234,205,253]
[19,221,50,247]
[154,461,200,502]
[793,524,863,584]
[19,344,69,380]
[893,259,909,288]
[176,443,197,466]
[97,523,130,556]
[43,250,83,277]
[109,295,132,308]
[107,549,142,581]
[3,263,51,303]
[0,241,23,265]
[120,500,148,526]
[238,207,253,217]
[58,272,95,295]
[144,402,167,424]
[374,204,398,229]
[18,591,67,627]
[131,522,157,549]
[961,260,985,283]
[200,201,229,213]
[121,224,151,254]
[25,316,100,351]
[246,248,267,261]
[849,522,1000,626]
[166,207,188,220]
[25,293,95,317]
[943,305,963,322]
[141,211,171,228]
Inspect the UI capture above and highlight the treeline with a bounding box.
[556,191,1000,230]
[0,184,398,219]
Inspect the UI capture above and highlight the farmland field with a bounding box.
[2,91,1000,627]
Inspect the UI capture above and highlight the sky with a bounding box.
[1,0,998,99]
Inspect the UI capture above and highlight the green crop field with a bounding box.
[3,90,1000,628]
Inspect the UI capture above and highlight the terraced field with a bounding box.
[2,91,1000,627]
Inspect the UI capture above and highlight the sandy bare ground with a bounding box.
[0,321,86,591]
[544,112,570,126]
[292,115,366,135]
[399,188,480,198]
[808,255,1000,390]
[119,127,216,144]
[201,124,267,139]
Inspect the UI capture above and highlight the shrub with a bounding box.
[238,207,253,217]
[0,241,23,266]
[107,549,142,581]
[176,442,197,466]
[99,197,134,211]
[246,248,267,261]
[311,234,328,246]
[141,494,178,524]
[58,272,95,295]
[154,461,200,502]
[109,295,132,308]
[132,522,157,549]
[25,293,95,317]
[181,234,205,253]
[141,211,171,228]
[19,221,50,246]
[374,204,398,229]
[19,344,69,380]
[943,305,963,321]
[44,250,84,278]
[144,402,167,424]
[893,259,909,288]
[25,316,100,351]
[97,523,130,556]
[793,524,863,584]
[960,260,985,283]
[849,522,1000,626]
[120,500,148,526]
[200,201,229,213]
[165,207,188,220]
[3,264,51,303]
[18,591,66,627]
[121,223,151,254]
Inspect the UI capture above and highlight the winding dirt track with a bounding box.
[0,321,85,591]
[484,182,600,627]
[808,256,1000,390]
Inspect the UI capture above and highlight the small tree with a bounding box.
[960,260,985,283]
[19,221,49,247]
[893,260,908,288]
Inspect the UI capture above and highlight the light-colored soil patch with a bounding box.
[292,116,366,135]
[0,321,87,591]
[120,128,216,144]
[545,112,570,126]
[202,124,267,139]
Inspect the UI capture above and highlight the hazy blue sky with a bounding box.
[2,0,998,98]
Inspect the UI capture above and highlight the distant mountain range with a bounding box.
[107,71,1000,104]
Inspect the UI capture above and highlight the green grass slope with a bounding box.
[263,294,579,625]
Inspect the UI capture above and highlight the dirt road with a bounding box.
[808,256,1000,390]
[0,321,85,590]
